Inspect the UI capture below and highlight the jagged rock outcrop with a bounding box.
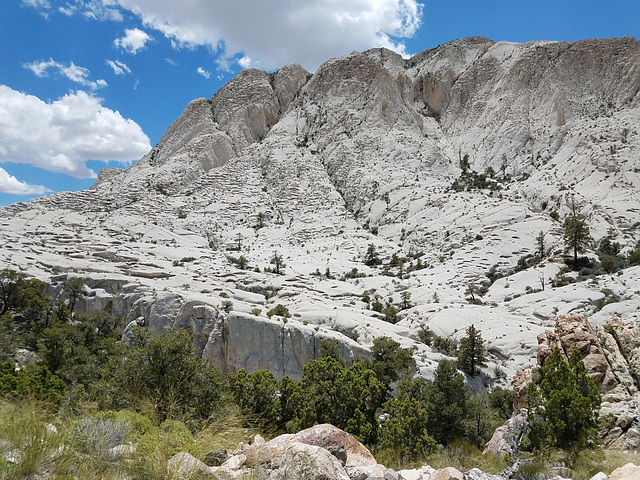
[483,409,528,456]
[513,314,640,450]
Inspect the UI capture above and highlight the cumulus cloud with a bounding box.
[196,67,211,78]
[106,59,131,75]
[237,56,251,69]
[23,58,107,90]
[0,85,151,178]
[114,28,152,54]
[115,0,423,71]
[0,167,50,195]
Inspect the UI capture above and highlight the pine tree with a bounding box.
[525,347,601,450]
[270,251,286,274]
[457,324,487,377]
[536,231,546,259]
[426,359,469,444]
[400,290,412,310]
[364,244,381,266]
[563,203,592,269]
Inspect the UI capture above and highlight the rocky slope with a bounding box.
[1,36,639,387]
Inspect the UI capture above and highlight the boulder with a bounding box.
[537,314,609,386]
[167,452,215,478]
[431,467,465,480]
[398,466,436,480]
[202,449,229,466]
[483,409,528,455]
[609,463,640,480]
[289,423,378,468]
[466,468,506,480]
[108,444,135,460]
[512,369,533,410]
[267,441,350,480]
[587,472,608,480]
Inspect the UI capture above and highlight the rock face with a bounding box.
[202,312,367,379]
[514,314,640,450]
[1,36,640,387]
[483,409,528,456]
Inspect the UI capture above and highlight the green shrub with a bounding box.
[266,304,291,318]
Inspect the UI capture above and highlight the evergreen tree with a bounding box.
[400,290,412,310]
[380,378,435,458]
[65,276,84,315]
[270,251,286,274]
[564,214,592,269]
[285,356,385,444]
[536,231,546,259]
[231,369,281,426]
[0,269,27,315]
[364,336,415,392]
[457,324,488,377]
[426,359,469,445]
[364,243,381,266]
[525,347,601,450]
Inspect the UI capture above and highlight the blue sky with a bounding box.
[1,0,638,206]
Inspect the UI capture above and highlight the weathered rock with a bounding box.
[203,313,367,380]
[398,466,436,480]
[512,368,533,410]
[609,464,640,480]
[326,445,348,466]
[221,453,246,471]
[537,314,609,386]
[108,444,135,460]
[267,441,350,480]
[587,472,608,480]
[289,423,378,468]
[466,468,506,480]
[167,452,215,478]
[202,449,229,467]
[513,313,640,451]
[13,348,39,368]
[431,467,465,480]
[483,409,528,455]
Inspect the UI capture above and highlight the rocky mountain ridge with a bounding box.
[1,36,639,388]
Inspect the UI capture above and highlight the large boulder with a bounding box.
[241,424,378,469]
[266,441,350,480]
[609,463,640,480]
[431,467,465,480]
[167,452,215,478]
[483,409,528,456]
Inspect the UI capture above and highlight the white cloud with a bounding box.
[0,85,151,178]
[23,0,123,21]
[106,59,131,75]
[114,28,152,54]
[238,56,251,69]
[23,58,107,90]
[196,67,210,79]
[0,167,50,195]
[115,0,423,71]
[22,0,51,7]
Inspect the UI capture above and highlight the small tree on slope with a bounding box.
[525,347,601,450]
[564,213,592,269]
[457,324,487,378]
